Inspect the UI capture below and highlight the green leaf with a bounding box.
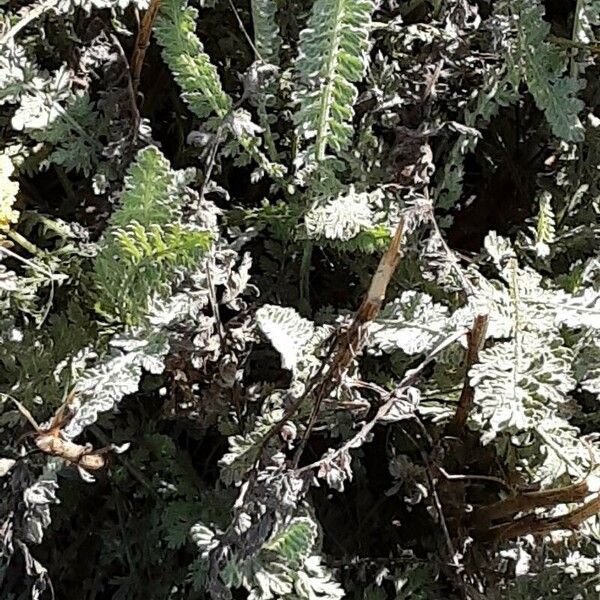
[255,304,315,371]
[294,0,377,167]
[263,517,317,568]
[94,146,211,323]
[154,0,232,120]
[512,0,585,141]
[251,0,281,64]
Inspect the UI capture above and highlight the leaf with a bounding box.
[511,0,585,141]
[304,186,381,242]
[153,0,284,178]
[94,146,211,323]
[30,93,105,176]
[11,66,72,131]
[255,305,315,371]
[63,327,170,438]
[263,517,317,568]
[574,0,600,44]
[251,0,281,64]
[154,0,231,120]
[534,191,556,258]
[219,408,285,484]
[294,0,377,166]
[162,501,204,549]
[0,457,16,476]
[368,292,452,355]
[22,479,59,545]
[294,555,345,600]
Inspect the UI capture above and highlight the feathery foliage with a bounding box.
[293,0,376,169]
[94,146,211,323]
[251,0,281,64]
[154,0,232,121]
[508,0,585,141]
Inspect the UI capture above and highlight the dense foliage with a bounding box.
[1,0,600,598]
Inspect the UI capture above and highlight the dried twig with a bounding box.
[485,491,600,542]
[471,479,591,529]
[130,0,162,98]
[447,314,488,436]
[436,466,512,491]
[226,0,263,61]
[469,441,599,541]
[296,326,469,475]
[6,391,119,477]
[292,218,406,466]
[252,218,407,468]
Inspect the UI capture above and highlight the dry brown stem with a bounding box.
[296,327,469,475]
[292,218,406,465]
[485,490,600,542]
[467,477,600,543]
[472,480,590,526]
[258,218,406,465]
[130,0,162,98]
[10,392,113,474]
[447,314,488,436]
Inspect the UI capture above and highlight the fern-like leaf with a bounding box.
[534,191,556,257]
[94,146,211,323]
[368,292,454,356]
[293,0,376,167]
[574,0,600,44]
[263,517,317,569]
[154,0,285,179]
[64,327,170,438]
[510,0,585,141]
[251,0,281,64]
[256,304,315,371]
[154,0,232,121]
[219,408,285,484]
[304,185,381,242]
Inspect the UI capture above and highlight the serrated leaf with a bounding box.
[294,0,377,166]
[255,305,314,370]
[263,517,317,568]
[368,292,451,355]
[304,186,381,242]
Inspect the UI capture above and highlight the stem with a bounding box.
[550,35,600,54]
[197,127,224,208]
[447,314,489,436]
[570,0,584,78]
[313,0,344,162]
[296,326,469,476]
[130,0,162,98]
[7,230,40,255]
[299,240,313,315]
[257,97,279,162]
[227,0,263,61]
